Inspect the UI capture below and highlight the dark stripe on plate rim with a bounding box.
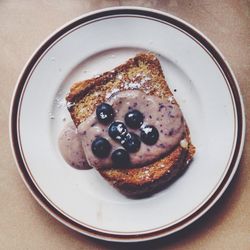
[16,15,238,234]
[10,7,245,242]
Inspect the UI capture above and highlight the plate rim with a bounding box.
[9,6,246,242]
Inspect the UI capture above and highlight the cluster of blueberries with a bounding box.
[91,103,159,167]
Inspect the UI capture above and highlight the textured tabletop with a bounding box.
[0,1,249,249]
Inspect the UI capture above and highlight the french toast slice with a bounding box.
[66,52,195,198]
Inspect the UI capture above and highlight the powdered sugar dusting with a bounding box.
[124,82,142,89]
[55,96,66,108]
[67,102,75,108]
[121,73,152,90]
[106,88,120,99]
[116,74,123,80]
[168,96,175,103]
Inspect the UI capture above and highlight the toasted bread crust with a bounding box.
[66,52,195,197]
[100,145,195,198]
[66,52,173,126]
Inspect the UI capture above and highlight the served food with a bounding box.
[59,52,195,197]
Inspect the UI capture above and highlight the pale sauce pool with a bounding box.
[58,122,91,170]
[78,90,185,169]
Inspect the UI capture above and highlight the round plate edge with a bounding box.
[9,6,246,242]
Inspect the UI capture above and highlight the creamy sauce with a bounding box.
[58,122,91,170]
[78,90,185,169]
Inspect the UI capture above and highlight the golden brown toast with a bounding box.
[66,52,195,198]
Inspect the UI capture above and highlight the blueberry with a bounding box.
[140,125,159,145]
[125,110,144,129]
[96,103,114,125]
[111,149,130,167]
[108,121,127,142]
[122,133,141,153]
[91,137,111,158]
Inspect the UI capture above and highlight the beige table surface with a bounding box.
[0,1,249,249]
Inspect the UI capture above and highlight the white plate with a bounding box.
[10,7,245,242]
